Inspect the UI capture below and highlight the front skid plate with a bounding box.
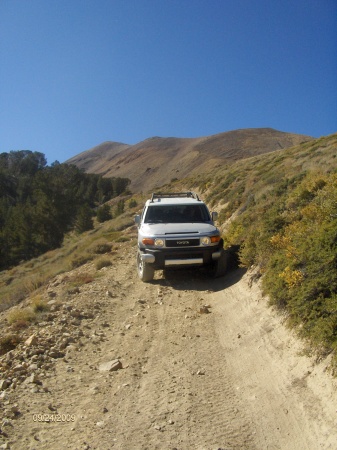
[165,258,203,266]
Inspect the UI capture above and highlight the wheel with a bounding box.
[137,252,155,282]
[211,249,227,278]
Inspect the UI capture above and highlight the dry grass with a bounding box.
[7,307,35,325]
[89,240,113,254]
[95,258,112,270]
[31,295,49,313]
[67,272,96,287]
[23,274,48,294]
[70,254,94,269]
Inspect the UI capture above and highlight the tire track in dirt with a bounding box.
[5,241,337,450]
[117,273,257,450]
[211,268,337,450]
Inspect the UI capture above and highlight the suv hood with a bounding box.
[141,222,218,236]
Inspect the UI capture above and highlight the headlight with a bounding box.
[154,238,164,247]
[201,236,211,246]
[201,235,221,245]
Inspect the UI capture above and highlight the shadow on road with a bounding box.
[153,266,247,293]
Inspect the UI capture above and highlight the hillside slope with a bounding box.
[66,128,312,192]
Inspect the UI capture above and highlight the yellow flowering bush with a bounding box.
[279,266,304,288]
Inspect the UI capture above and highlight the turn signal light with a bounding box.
[142,238,155,245]
[210,235,221,243]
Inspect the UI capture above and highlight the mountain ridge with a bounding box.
[66,128,313,192]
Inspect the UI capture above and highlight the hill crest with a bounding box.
[66,128,312,192]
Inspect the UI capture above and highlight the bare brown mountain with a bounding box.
[66,128,312,192]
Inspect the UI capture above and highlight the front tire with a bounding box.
[211,249,227,278]
[137,252,155,282]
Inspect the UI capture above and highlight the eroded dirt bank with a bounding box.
[1,240,337,450]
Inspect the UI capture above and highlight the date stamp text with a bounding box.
[33,414,75,422]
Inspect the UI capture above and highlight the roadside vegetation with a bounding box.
[187,133,337,369]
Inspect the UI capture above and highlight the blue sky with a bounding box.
[1,0,336,165]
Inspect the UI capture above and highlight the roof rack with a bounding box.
[150,192,200,202]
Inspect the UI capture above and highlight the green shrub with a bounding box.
[114,200,125,217]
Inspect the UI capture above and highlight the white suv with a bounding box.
[135,192,227,282]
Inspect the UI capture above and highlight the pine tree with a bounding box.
[96,204,112,223]
[74,206,94,233]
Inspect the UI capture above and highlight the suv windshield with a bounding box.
[144,204,210,224]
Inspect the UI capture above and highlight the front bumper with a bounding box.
[138,244,222,270]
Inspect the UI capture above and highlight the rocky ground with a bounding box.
[1,236,337,450]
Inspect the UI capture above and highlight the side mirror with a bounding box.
[211,212,218,222]
[135,214,141,224]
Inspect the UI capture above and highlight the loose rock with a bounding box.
[98,359,122,372]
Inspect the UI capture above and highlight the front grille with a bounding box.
[166,238,200,248]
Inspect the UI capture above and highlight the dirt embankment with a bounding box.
[1,239,337,450]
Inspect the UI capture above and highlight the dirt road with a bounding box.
[2,239,337,449]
